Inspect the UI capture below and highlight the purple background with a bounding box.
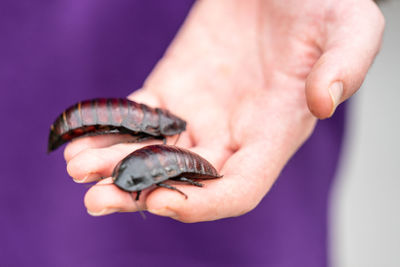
[0,1,346,266]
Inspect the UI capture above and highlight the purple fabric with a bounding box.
[0,1,346,266]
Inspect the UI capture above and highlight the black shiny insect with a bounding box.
[48,98,186,152]
[112,145,222,200]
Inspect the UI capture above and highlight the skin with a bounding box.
[64,0,384,222]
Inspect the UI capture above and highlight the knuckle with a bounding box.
[369,0,386,29]
[66,161,77,179]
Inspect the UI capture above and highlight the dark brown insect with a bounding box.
[112,145,222,200]
[48,98,186,152]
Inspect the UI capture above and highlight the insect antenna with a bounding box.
[81,176,106,189]
[129,192,146,220]
[173,133,182,145]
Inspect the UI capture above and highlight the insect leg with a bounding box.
[173,177,203,187]
[157,183,188,199]
[129,191,146,219]
[135,190,142,201]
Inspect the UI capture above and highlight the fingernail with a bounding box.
[87,208,119,216]
[328,81,343,116]
[148,208,177,218]
[73,173,101,183]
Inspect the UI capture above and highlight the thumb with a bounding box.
[306,1,385,119]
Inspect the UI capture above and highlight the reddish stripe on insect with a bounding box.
[48,98,186,152]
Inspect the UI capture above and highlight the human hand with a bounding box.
[64,0,384,222]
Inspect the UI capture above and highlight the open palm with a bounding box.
[64,0,384,222]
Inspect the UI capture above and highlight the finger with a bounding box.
[66,141,154,183]
[64,132,190,164]
[64,134,140,163]
[84,178,148,216]
[66,131,193,183]
[305,1,385,118]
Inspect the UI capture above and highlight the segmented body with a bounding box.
[112,145,221,199]
[48,98,186,152]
